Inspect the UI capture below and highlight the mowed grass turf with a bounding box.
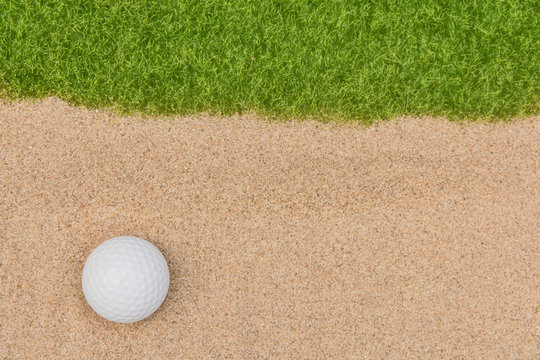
[1,0,538,121]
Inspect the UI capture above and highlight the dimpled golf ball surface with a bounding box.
[82,236,170,323]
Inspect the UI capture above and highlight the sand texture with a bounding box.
[1,98,539,359]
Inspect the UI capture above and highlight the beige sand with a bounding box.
[0,98,539,359]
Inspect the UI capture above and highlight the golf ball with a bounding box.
[82,236,170,323]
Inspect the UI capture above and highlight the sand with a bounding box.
[0,98,538,359]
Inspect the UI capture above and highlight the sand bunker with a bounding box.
[1,98,538,358]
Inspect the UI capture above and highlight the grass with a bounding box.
[0,0,539,121]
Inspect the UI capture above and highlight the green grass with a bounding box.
[1,0,539,121]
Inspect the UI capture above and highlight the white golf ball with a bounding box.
[82,236,170,323]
